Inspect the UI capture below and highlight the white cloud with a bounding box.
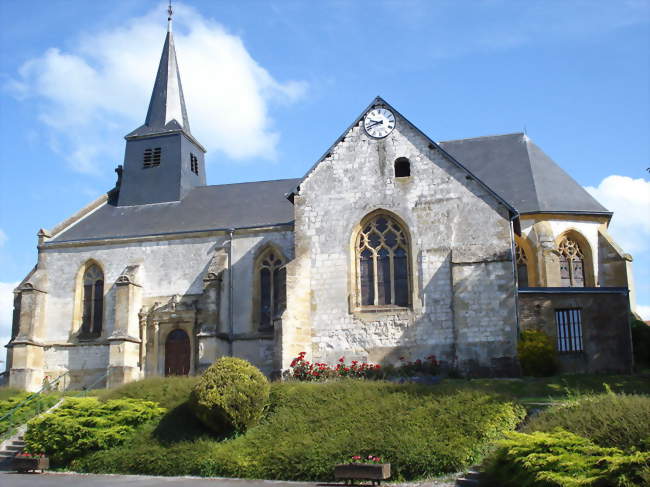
[0,229,6,248]
[7,2,306,173]
[0,282,18,367]
[585,175,650,254]
[638,305,650,321]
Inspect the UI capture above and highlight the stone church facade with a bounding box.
[6,17,635,391]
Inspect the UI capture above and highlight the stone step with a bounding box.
[5,445,23,452]
[12,440,26,446]
[465,470,482,480]
[456,478,480,487]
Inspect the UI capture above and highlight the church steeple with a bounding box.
[126,1,192,139]
[117,3,206,207]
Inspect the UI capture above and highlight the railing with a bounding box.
[0,370,109,443]
[0,371,70,442]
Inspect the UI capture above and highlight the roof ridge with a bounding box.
[200,177,301,189]
[522,135,543,213]
[439,132,525,144]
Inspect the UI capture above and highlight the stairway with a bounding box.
[456,466,483,486]
[0,434,25,470]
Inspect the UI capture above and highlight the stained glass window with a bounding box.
[258,250,286,329]
[515,241,529,287]
[357,214,410,307]
[81,264,103,336]
[558,238,585,287]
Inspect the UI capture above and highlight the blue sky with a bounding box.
[0,0,649,362]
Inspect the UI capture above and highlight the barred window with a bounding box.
[555,309,583,353]
[515,241,529,287]
[81,264,103,337]
[357,214,410,307]
[143,147,161,168]
[257,249,286,329]
[190,153,199,175]
[558,238,585,287]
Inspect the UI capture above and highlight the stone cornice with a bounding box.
[41,223,293,249]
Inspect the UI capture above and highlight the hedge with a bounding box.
[72,380,525,481]
[482,429,650,487]
[24,397,165,464]
[524,392,650,451]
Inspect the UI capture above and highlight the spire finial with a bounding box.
[167,0,173,32]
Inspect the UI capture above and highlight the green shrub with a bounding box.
[73,380,525,481]
[0,392,59,439]
[24,397,165,464]
[518,329,558,377]
[524,392,650,451]
[482,429,650,487]
[190,357,270,435]
[631,316,650,370]
[98,376,199,409]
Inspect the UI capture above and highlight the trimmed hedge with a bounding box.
[190,357,270,435]
[482,429,650,487]
[524,392,650,451]
[24,397,165,464]
[518,329,558,377]
[98,376,199,410]
[0,392,59,439]
[72,381,525,481]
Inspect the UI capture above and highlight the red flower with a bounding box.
[399,356,405,361]
[338,356,345,363]
[374,364,381,369]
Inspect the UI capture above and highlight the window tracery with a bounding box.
[257,249,286,329]
[515,241,529,287]
[558,237,585,287]
[81,264,103,336]
[357,214,410,307]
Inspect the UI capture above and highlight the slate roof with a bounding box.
[51,179,300,243]
[125,22,192,141]
[50,134,609,243]
[439,133,610,215]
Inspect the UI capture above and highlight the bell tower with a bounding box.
[117,3,206,206]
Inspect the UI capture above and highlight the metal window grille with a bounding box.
[555,308,583,352]
[143,147,161,168]
[190,153,198,175]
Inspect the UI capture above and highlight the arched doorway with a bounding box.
[164,329,190,376]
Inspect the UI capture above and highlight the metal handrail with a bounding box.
[0,371,70,440]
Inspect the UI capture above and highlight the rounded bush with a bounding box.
[517,329,558,377]
[190,357,270,434]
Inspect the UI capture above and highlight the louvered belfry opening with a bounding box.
[143,147,162,168]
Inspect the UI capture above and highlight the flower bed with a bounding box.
[12,452,49,473]
[286,352,439,381]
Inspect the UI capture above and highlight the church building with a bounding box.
[6,13,635,391]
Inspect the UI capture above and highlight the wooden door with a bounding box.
[164,329,190,376]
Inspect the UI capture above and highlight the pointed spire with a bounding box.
[126,1,191,138]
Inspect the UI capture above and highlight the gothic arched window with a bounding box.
[81,264,104,336]
[257,249,286,329]
[515,241,529,287]
[357,214,410,307]
[558,237,585,287]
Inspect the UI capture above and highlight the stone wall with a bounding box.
[518,289,633,373]
[286,108,518,374]
[9,227,294,389]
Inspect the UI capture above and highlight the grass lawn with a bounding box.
[440,373,650,406]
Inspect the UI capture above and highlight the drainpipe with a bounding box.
[227,229,235,356]
[509,215,522,345]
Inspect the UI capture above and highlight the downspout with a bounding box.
[509,214,522,348]
[227,229,235,356]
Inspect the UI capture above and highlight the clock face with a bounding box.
[364,108,396,138]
